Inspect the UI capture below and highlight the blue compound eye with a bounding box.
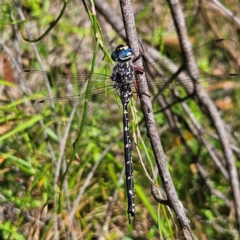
[118,48,134,61]
[111,50,119,61]
[111,45,134,62]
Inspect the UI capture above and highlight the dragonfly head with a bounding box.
[111,45,134,62]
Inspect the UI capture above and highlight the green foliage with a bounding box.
[0,0,239,239]
[0,221,25,240]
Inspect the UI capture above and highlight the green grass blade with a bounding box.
[0,115,43,142]
[135,184,157,222]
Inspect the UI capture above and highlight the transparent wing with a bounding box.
[18,70,121,123]
[141,38,239,112]
[153,74,240,115]
[144,38,238,79]
[19,69,113,97]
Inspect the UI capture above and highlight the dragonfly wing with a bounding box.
[144,38,238,80]
[34,89,121,124]
[151,74,240,113]
[18,69,121,123]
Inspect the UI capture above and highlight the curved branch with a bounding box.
[21,0,68,43]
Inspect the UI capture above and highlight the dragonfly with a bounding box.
[18,38,239,223]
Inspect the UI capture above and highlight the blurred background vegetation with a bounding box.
[0,0,240,239]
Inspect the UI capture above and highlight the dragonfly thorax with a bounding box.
[111,61,134,90]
